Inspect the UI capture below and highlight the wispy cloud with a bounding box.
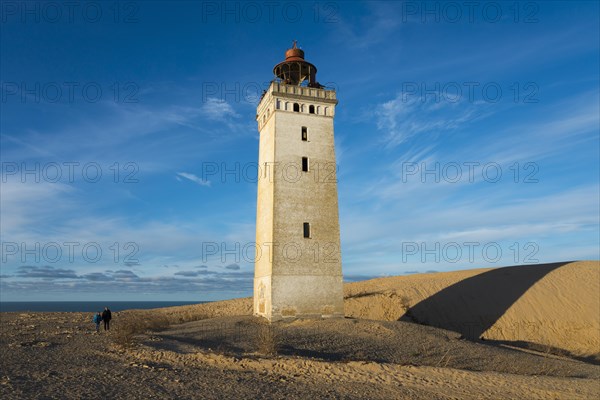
[17,266,79,280]
[200,98,240,121]
[174,270,209,277]
[338,91,599,275]
[176,172,211,187]
[4,265,253,297]
[374,96,490,148]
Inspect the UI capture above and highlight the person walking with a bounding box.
[93,312,102,333]
[102,307,112,331]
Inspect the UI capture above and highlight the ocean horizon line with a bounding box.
[0,300,211,313]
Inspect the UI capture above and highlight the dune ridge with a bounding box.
[344,260,600,358]
[2,261,599,399]
[157,261,600,358]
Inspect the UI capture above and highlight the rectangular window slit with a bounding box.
[302,157,309,172]
[303,222,311,238]
[302,126,308,141]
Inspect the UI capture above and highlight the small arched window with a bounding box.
[293,103,300,112]
[309,105,315,114]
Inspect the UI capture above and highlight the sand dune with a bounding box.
[159,261,599,359]
[344,260,600,359]
[2,261,599,399]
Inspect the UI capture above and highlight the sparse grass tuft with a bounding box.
[112,311,170,347]
[399,295,411,311]
[253,320,280,356]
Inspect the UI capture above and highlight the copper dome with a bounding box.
[273,41,320,87]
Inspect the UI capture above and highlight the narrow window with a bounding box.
[309,105,315,114]
[303,222,311,238]
[301,126,308,141]
[293,103,300,112]
[302,157,309,172]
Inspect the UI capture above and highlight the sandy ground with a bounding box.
[1,261,599,399]
[345,261,600,360]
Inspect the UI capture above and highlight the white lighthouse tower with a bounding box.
[253,42,344,321]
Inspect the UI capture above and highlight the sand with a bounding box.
[1,260,599,399]
[345,261,600,360]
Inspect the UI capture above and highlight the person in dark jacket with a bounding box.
[93,312,102,332]
[102,307,112,331]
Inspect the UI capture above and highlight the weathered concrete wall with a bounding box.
[254,91,276,319]
[254,82,344,321]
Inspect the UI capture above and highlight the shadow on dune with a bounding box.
[484,338,600,366]
[400,262,572,340]
[151,334,247,355]
[278,345,352,362]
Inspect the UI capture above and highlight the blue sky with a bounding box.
[1,1,598,301]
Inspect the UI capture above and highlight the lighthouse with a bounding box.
[254,42,344,321]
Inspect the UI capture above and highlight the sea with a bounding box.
[0,301,209,313]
